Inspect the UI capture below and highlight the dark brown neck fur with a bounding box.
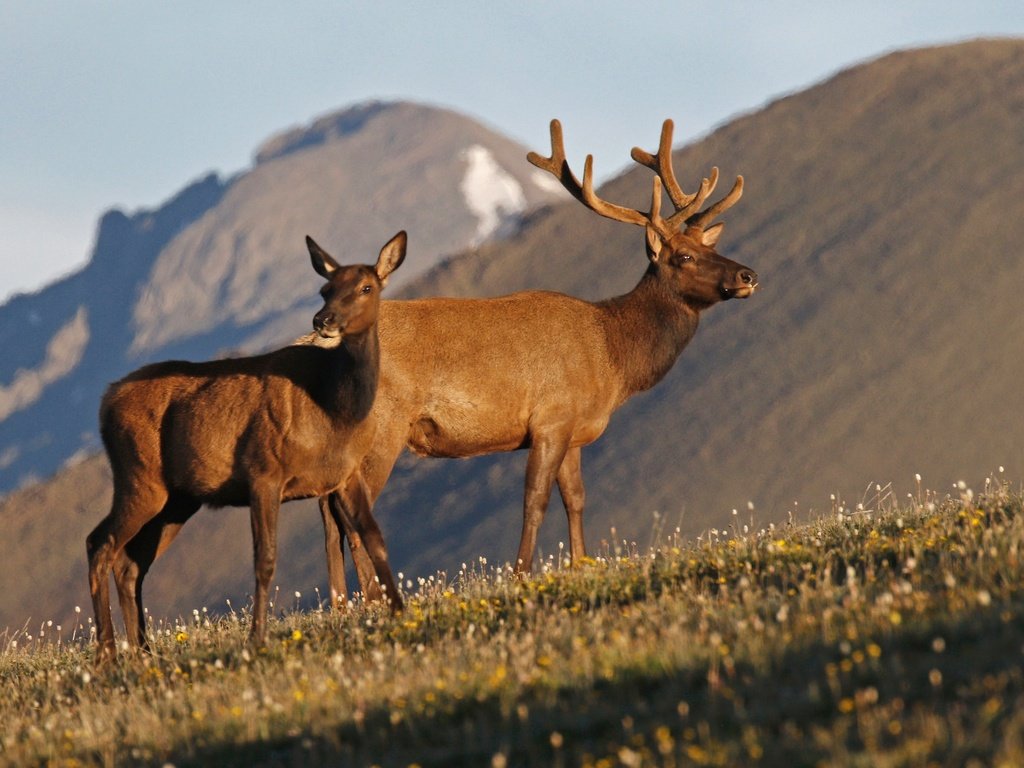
[317,326,379,422]
[597,267,700,398]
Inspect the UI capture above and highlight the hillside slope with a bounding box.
[2,39,1023,633]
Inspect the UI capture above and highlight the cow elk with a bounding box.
[86,232,407,661]
[318,118,758,605]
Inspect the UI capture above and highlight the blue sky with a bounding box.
[2,2,1022,302]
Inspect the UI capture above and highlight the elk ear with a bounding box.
[701,223,724,248]
[307,236,341,278]
[645,226,664,263]
[375,230,407,286]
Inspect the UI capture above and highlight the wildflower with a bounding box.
[489,665,508,687]
[984,697,1002,716]
[686,745,709,761]
[654,726,674,754]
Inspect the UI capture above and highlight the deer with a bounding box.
[314,119,758,608]
[85,231,407,661]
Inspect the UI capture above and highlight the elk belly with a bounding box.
[407,413,528,458]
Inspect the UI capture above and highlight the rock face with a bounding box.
[3,40,1024,634]
[0,101,563,494]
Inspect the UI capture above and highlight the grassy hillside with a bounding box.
[1,476,1021,766]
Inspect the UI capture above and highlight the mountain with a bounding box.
[3,39,1024,634]
[0,101,563,496]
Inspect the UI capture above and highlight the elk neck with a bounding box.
[311,323,380,423]
[597,266,701,398]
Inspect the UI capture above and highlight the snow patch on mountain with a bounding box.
[460,145,526,244]
[530,168,571,197]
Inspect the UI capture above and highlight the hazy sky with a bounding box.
[2,2,1022,302]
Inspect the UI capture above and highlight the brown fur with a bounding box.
[85,232,406,661]
[320,120,758,605]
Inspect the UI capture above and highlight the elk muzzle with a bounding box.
[721,267,758,299]
[313,309,342,339]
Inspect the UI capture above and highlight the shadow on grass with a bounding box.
[169,597,1024,767]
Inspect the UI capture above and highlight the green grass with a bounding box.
[2,477,1023,767]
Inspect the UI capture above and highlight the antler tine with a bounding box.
[581,155,665,231]
[526,119,586,201]
[688,175,744,230]
[629,119,692,212]
[666,167,720,229]
[529,119,669,236]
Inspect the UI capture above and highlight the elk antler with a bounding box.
[528,120,671,238]
[630,119,744,231]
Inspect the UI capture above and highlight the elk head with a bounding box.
[528,120,758,308]
[308,231,407,339]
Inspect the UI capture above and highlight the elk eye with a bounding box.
[361,284,372,294]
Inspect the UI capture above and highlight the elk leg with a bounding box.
[556,445,587,563]
[114,495,201,651]
[325,437,405,605]
[86,482,168,661]
[339,476,404,611]
[86,515,120,661]
[327,486,380,602]
[248,484,281,649]
[514,432,571,574]
[319,494,350,610]
[321,484,380,607]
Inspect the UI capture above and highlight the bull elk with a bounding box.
[85,232,407,660]
[318,119,758,606]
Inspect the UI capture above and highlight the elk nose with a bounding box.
[313,311,335,331]
[740,269,757,286]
